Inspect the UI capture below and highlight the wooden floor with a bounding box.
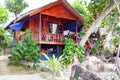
[40,41,64,45]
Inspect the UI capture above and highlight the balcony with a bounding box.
[40,33,78,45]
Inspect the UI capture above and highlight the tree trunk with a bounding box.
[14,11,18,17]
[116,40,120,78]
[80,1,116,46]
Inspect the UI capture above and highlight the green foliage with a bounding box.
[0,6,8,24]
[104,47,110,54]
[72,0,92,27]
[62,38,75,66]
[76,44,85,61]
[110,35,119,46]
[79,30,86,37]
[114,26,120,35]
[5,0,28,16]
[88,0,111,19]
[101,9,119,30]
[90,38,103,55]
[0,27,12,52]
[0,28,5,51]
[43,54,63,74]
[10,30,40,68]
[77,77,83,80]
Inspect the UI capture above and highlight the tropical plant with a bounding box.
[79,30,86,38]
[88,0,111,20]
[104,47,111,54]
[76,44,85,61]
[90,37,104,55]
[0,6,8,24]
[72,0,92,27]
[43,54,63,76]
[62,38,75,66]
[0,27,12,53]
[10,30,40,68]
[0,28,5,52]
[78,0,117,46]
[110,35,119,46]
[5,0,28,16]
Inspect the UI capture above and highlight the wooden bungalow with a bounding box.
[5,0,85,57]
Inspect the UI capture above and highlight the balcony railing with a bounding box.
[19,32,80,44]
[41,33,78,43]
[41,33,64,42]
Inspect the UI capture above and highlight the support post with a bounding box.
[75,21,78,43]
[39,13,42,43]
[56,46,59,58]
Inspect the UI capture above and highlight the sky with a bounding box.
[0,0,75,12]
[24,0,75,13]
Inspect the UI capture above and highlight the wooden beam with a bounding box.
[39,13,42,43]
[76,21,78,43]
[40,41,64,45]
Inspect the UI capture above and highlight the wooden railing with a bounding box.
[41,33,64,42]
[41,33,78,43]
[19,32,39,41]
[19,32,79,44]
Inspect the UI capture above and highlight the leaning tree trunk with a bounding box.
[115,40,120,78]
[113,0,120,78]
[80,1,116,46]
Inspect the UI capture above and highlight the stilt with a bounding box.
[56,46,59,58]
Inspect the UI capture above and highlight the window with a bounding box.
[49,23,58,34]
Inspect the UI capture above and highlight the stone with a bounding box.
[70,65,102,80]
[81,56,104,72]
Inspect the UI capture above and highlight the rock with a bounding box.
[98,54,107,62]
[81,56,104,72]
[103,63,114,72]
[70,65,102,80]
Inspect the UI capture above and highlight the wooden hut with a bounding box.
[5,0,85,57]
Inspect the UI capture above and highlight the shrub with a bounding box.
[10,30,40,68]
[90,38,103,55]
[79,30,86,37]
[76,44,85,61]
[62,38,75,66]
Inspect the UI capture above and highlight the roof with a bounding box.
[5,0,85,29]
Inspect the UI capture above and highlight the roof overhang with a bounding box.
[5,0,85,30]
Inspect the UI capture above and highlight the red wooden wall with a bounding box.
[41,4,76,20]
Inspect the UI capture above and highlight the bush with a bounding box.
[79,30,86,37]
[43,54,63,76]
[62,38,75,66]
[10,30,40,68]
[76,44,85,61]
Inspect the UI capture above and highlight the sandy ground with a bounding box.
[0,55,69,80]
[0,55,119,80]
[0,55,45,80]
[0,74,46,80]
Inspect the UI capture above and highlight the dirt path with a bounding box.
[0,55,45,80]
[0,55,10,74]
[0,74,46,80]
[0,55,69,80]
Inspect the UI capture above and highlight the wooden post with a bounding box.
[56,46,59,58]
[75,21,78,43]
[39,13,42,43]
